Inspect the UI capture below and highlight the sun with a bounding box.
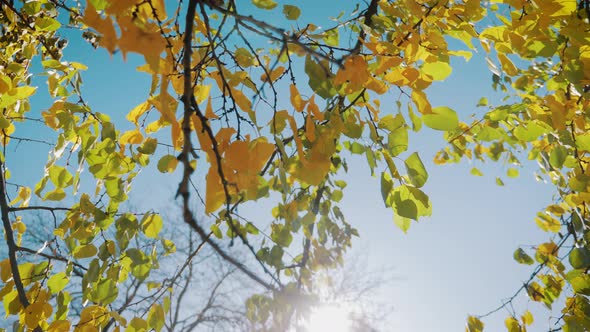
[304,304,354,332]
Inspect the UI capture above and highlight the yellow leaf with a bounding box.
[126,101,151,125]
[365,78,388,94]
[79,305,109,329]
[119,130,144,145]
[0,74,12,93]
[82,4,118,54]
[12,220,26,234]
[235,48,256,67]
[421,61,452,81]
[0,259,11,282]
[521,310,533,326]
[306,116,316,143]
[24,301,53,329]
[498,53,518,76]
[466,316,484,332]
[194,85,211,104]
[232,89,253,114]
[505,316,521,332]
[117,16,166,60]
[73,244,97,259]
[412,90,432,114]
[375,56,403,75]
[48,320,71,332]
[9,186,31,207]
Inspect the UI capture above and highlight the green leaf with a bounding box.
[570,248,590,270]
[391,185,431,221]
[396,199,417,219]
[388,126,408,156]
[476,97,488,107]
[576,135,590,151]
[393,213,411,233]
[305,56,335,99]
[380,172,393,207]
[423,106,459,131]
[44,188,66,201]
[88,278,118,305]
[349,142,365,154]
[157,155,178,173]
[323,29,339,47]
[283,5,301,20]
[252,0,277,9]
[507,168,519,178]
[269,245,284,267]
[513,248,534,265]
[404,152,428,188]
[137,137,157,155]
[407,104,422,132]
[73,244,97,259]
[49,165,73,188]
[89,0,108,10]
[161,238,176,255]
[47,272,69,294]
[513,121,549,142]
[421,61,452,81]
[12,86,37,99]
[35,17,61,32]
[211,224,223,239]
[496,177,504,186]
[271,224,292,247]
[566,269,590,296]
[148,304,165,332]
[127,317,148,332]
[141,214,163,239]
[470,167,483,176]
[0,117,10,129]
[378,114,404,131]
[550,146,568,169]
[235,48,255,67]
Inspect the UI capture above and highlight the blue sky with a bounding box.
[10,1,565,331]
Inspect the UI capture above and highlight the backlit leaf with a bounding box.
[423,106,459,131]
[421,61,452,81]
[404,152,428,188]
[141,214,163,239]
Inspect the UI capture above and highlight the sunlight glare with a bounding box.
[305,304,353,332]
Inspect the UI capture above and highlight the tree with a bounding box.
[1,0,590,331]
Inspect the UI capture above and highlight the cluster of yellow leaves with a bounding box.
[83,1,167,60]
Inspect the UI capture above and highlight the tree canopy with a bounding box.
[1,0,590,331]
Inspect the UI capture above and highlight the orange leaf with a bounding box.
[205,96,218,119]
[117,16,166,59]
[412,90,432,114]
[290,84,306,112]
[205,168,225,214]
[261,66,285,83]
[307,95,324,121]
[82,4,118,54]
